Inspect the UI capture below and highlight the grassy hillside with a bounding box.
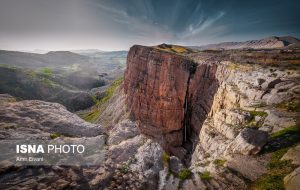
[0,50,127,111]
[0,65,99,111]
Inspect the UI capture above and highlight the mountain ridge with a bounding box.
[190,35,300,50]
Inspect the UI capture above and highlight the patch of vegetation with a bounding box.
[247,110,268,128]
[171,46,190,53]
[97,77,123,105]
[41,78,54,87]
[178,168,192,180]
[213,159,226,166]
[227,62,254,72]
[232,109,268,129]
[252,124,300,190]
[91,94,99,104]
[120,163,130,174]
[0,64,17,71]
[25,70,37,78]
[248,110,268,117]
[276,99,300,112]
[156,44,195,54]
[199,171,212,180]
[50,133,62,139]
[162,152,170,165]
[81,77,124,123]
[271,125,300,139]
[41,67,53,76]
[24,68,56,87]
[261,125,300,154]
[254,147,296,190]
[120,158,135,174]
[82,109,102,123]
[254,174,285,190]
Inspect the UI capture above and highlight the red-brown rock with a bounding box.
[124,45,219,149]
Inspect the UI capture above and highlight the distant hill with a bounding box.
[0,65,99,111]
[73,50,128,58]
[0,50,88,68]
[0,49,127,111]
[71,49,105,56]
[191,36,300,50]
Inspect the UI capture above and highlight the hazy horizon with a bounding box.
[1,0,300,51]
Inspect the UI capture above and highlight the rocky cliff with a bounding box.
[124,45,300,189]
[124,46,196,150]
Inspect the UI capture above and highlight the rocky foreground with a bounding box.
[0,44,300,190]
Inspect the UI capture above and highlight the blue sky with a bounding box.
[0,0,299,51]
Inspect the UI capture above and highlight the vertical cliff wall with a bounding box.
[124,45,220,153]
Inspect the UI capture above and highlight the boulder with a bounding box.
[169,156,184,174]
[131,140,164,190]
[282,145,300,165]
[228,128,268,155]
[284,167,300,190]
[0,98,105,139]
[107,119,139,145]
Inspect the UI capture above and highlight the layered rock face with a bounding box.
[124,45,197,147]
[124,46,224,153]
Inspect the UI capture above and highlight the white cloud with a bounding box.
[180,11,226,39]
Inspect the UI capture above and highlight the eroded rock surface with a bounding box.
[0,95,164,190]
[124,45,197,148]
[0,96,105,139]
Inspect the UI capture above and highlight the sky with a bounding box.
[0,0,300,51]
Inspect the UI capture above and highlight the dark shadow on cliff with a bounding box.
[181,62,220,166]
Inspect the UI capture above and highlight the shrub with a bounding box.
[41,78,53,87]
[120,163,130,174]
[248,110,268,117]
[42,67,53,76]
[50,133,61,139]
[261,125,300,154]
[199,171,212,180]
[162,152,170,164]
[120,158,135,174]
[178,168,192,180]
[213,159,226,166]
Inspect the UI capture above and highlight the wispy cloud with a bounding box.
[180,11,226,39]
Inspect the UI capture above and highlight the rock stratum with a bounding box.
[0,42,300,190]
